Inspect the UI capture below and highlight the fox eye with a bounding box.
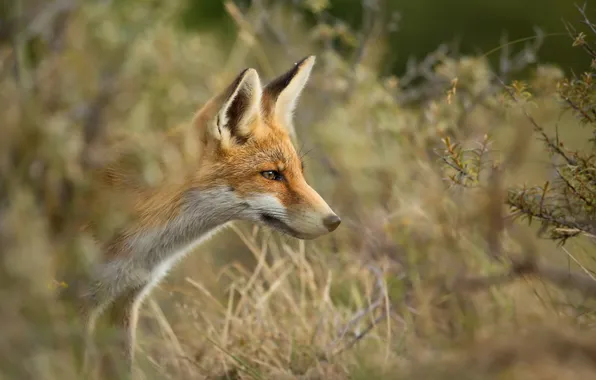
[261,170,284,181]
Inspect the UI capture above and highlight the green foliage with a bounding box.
[3,1,596,380]
[179,0,587,76]
[507,29,596,244]
[437,8,596,246]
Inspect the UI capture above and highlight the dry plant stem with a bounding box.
[330,312,387,358]
[454,257,596,300]
[497,76,576,166]
[564,4,596,60]
[223,1,275,78]
[325,264,388,358]
[497,28,544,82]
[576,2,596,37]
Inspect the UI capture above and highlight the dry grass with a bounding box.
[2,1,596,379]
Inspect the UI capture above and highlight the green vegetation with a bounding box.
[181,0,588,75]
[1,1,596,379]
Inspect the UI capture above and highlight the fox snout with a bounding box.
[323,214,341,232]
[249,193,341,240]
[291,209,341,239]
[276,190,341,239]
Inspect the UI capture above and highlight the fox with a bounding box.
[76,55,341,377]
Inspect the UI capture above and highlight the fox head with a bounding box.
[191,56,340,240]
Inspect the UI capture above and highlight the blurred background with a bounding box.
[183,0,591,74]
[1,0,596,379]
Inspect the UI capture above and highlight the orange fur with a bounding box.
[78,56,340,378]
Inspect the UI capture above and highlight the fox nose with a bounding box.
[323,214,341,232]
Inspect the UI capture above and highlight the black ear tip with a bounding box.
[235,68,251,79]
[239,68,260,79]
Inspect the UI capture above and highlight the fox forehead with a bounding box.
[196,126,301,182]
[223,121,303,170]
[249,140,303,171]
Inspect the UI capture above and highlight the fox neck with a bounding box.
[145,186,247,254]
[172,186,248,239]
[86,186,248,311]
[106,186,247,271]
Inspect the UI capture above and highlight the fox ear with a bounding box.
[263,56,316,137]
[208,68,262,148]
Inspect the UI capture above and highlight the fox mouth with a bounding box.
[259,213,316,240]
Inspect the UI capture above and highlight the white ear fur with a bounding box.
[210,68,262,147]
[276,56,315,125]
[265,56,316,139]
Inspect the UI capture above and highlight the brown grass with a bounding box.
[1,1,596,379]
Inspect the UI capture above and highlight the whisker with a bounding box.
[299,147,316,161]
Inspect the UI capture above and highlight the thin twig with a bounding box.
[326,264,388,355]
[497,76,577,166]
